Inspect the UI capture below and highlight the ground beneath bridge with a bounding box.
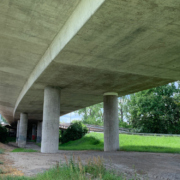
[2,142,180,180]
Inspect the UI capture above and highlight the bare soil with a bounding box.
[2,142,180,180]
[0,143,23,177]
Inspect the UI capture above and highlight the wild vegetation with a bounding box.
[11,148,38,153]
[0,125,8,143]
[59,132,180,154]
[0,149,4,154]
[0,156,135,180]
[77,82,180,134]
[60,121,88,144]
[127,83,180,134]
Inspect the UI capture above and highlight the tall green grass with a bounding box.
[0,156,128,180]
[59,132,180,153]
[11,148,38,153]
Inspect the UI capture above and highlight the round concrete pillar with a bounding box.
[18,113,28,148]
[36,121,42,143]
[41,87,60,153]
[16,120,20,143]
[103,92,119,151]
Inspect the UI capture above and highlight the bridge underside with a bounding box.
[0,0,179,125]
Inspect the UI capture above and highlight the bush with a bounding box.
[60,121,88,144]
[0,125,8,143]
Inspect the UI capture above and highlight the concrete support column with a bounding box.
[32,124,36,140]
[41,87,60,153]
[16,120,20,143]
[103,92,119,151]
[36,121,42,143]
[18,113,28,148]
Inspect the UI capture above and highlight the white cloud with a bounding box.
[60,112,82,123]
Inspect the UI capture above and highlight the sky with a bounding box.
[60,112,82,123]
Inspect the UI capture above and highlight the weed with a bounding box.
[0,156,144,180]
[0,168,4,174]
[0,149,4,154]
[11,148,37,153]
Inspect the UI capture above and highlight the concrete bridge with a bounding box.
[1,0,180,153]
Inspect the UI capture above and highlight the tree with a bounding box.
[127,83,180,134]
[118,96,132,128]
[60,121,88,144]
[77,103,103,125]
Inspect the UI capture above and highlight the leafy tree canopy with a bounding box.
[126,83,180,134]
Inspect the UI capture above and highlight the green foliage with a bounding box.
[11,148,38,152]
[0,176,28,180]
[7,137,16,142]
[59,135,103,150]
[60,132,180,154]
[0,124,8,143]
[126,83,180,134]
[0,168,4,174]
[77,103,103,125]
[119,121,132,129]
[0,161,3,165]
[0,149,4,154]
[60,121,88,144]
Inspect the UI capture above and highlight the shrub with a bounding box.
[60,121,88,144]
[0,125,8,143]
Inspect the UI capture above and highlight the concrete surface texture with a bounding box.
[0,0,179,124]
[16,120,19,143]
[18,113,28,148]
[36,122,42,143]
[41,87,60,153]
[103,93,119,151]
[5,142,180,180]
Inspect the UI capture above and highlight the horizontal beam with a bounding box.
[13,0,105,117]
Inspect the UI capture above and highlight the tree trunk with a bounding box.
[121,107,123,122]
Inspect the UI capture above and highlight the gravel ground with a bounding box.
[4,142,180,180]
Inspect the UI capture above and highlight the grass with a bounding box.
[0,149,4,154]
[36,143,41,147]
[59,132,180,153]
[0,156,130,180]
[11,148,38,153]
[0,168,4,174]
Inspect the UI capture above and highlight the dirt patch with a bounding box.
[2,142,180,180]
[0,142,14,152]
[0,143,24,177]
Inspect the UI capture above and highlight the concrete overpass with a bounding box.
[1,0,180,152]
